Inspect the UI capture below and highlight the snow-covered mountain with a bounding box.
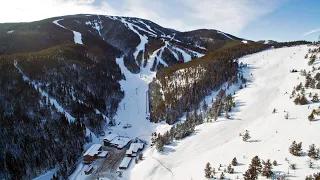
[0,13,316,180]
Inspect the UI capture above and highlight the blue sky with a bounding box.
[0,0,319,42]
[240,0,320,41]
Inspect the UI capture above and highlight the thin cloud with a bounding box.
[0,0,286,35]
[303,27,320,36]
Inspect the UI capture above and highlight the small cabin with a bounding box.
[83,144,108,164]
[126,143,144,157]
[103,133,119,146]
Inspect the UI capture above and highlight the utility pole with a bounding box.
[146,90,149,114]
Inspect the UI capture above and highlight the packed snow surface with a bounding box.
[127,45,320,180]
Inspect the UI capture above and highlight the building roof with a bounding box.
[83,144,102,157]
[103,133,119,142]
[97,151,108,157]
[84,165,93,172]
[119,157,132,169]
[126,143,144,154]
[110,137,131,148]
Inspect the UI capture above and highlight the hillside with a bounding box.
[0,44,124,179]
[0,14,246,180]
[0,14,240,73]
[129,44,320,180]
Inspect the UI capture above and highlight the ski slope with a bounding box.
[53,19,83,44]
[128,45,320,180]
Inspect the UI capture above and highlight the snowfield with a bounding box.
[126,45,320,180]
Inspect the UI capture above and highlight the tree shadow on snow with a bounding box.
[273,171,297,179]
[162,147,176,154]
[247,139,261,143]
[235,163,245,166]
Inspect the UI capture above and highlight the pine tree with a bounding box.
[250,156,262,173]
[139,153,143,160]
[309,159,313,169]
[289,141,302,156]
[290,163,296,170]
[308,144,319,159]
[262,159,273,178]
[297,142,302,156]
[156,135,164,152]
[272,160,277,166]
[243,167,258,180]
[202,99,208,112]
[243,156,262,180]
[232,157,238,166]
[204,162,213,178]
[308,110,316,121]
[243,131,251,142]
[227,164,234,174]
[220,172,226,179]
[284,112,289,120]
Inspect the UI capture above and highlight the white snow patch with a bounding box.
[217,30,234,40]
[173,46,192,62]
[53,19,83,44]
[242,40,248,44]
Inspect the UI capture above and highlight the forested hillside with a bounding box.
[149,41,311,124]
[0,44,124,179]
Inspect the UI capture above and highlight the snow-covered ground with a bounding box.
[127,45,320,180]
[34,168,57,180]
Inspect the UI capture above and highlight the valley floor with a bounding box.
[126,45,320,180]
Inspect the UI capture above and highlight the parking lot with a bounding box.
[90,146,128,180]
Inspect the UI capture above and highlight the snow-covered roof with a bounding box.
[119,157,132,168]
[110,137,131,148]
[83,144,101,157]
[97,151,108,157]
[84,165,93,172]
[103,133,118,142]
[126,143,144,154]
